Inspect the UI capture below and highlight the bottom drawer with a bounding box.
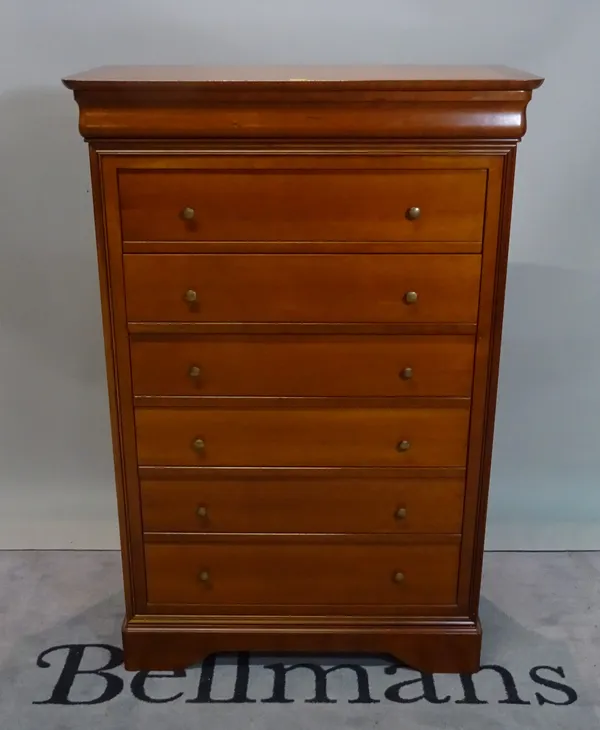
[145,542,459,607]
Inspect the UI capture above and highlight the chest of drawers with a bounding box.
[64,65,542,672]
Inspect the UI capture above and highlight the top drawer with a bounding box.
[118,163,487,243]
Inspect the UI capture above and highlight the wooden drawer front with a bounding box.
[145,542,459,606]
[119,168,486,242]
[135,406,469,467]
[123,254,481,324]
[131,335,475,397]
[141,477,465,534]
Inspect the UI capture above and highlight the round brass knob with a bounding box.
[196,505,208,518]
[193,438,205,452]
[400,367,413,380]
[397,440,411,452]
[198,570,210,582]
[393,571,405,583]
[184,289,197,303]
[404,291,418,304]
[182,207,195,220]
[395,507,407,520]
[189,365,202,378]
[406,206,421,221]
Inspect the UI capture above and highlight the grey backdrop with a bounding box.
[1,0,598,549]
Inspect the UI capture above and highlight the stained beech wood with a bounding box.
[124,240,483,255]
[141,476,465,534]
[119,167,486,242]
[123,254,481,324]
[130,334,475,398]
[63,65,543,142]
[122,618,482,672]
[138,465,467,480]
[128,322,478,336]
[135,405,470,467]
[144,542,459,607]
[88,152,149,613]
[63,64,544,88]
[64,64,542,673]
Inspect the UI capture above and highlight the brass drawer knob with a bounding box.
[395,507,407,520]
[196,505,208,518]
[397,440,411,452]
[400,367,413,380]
[189,365,202,378]
[406,206,421,221]
[393,571,405,583]
[198,570,210,583]
[192,438,205,452]
[182,206,195,220]
[404,291,418,304]
[184,289,197,303]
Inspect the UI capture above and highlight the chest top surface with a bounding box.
[63,64,543,90]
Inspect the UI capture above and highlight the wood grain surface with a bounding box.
[144,541,460,606]
[130,334,475,398]
[134,405,470,467]
[123,254,482,324]
[140,475,465,535]
[119,167,486,242]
